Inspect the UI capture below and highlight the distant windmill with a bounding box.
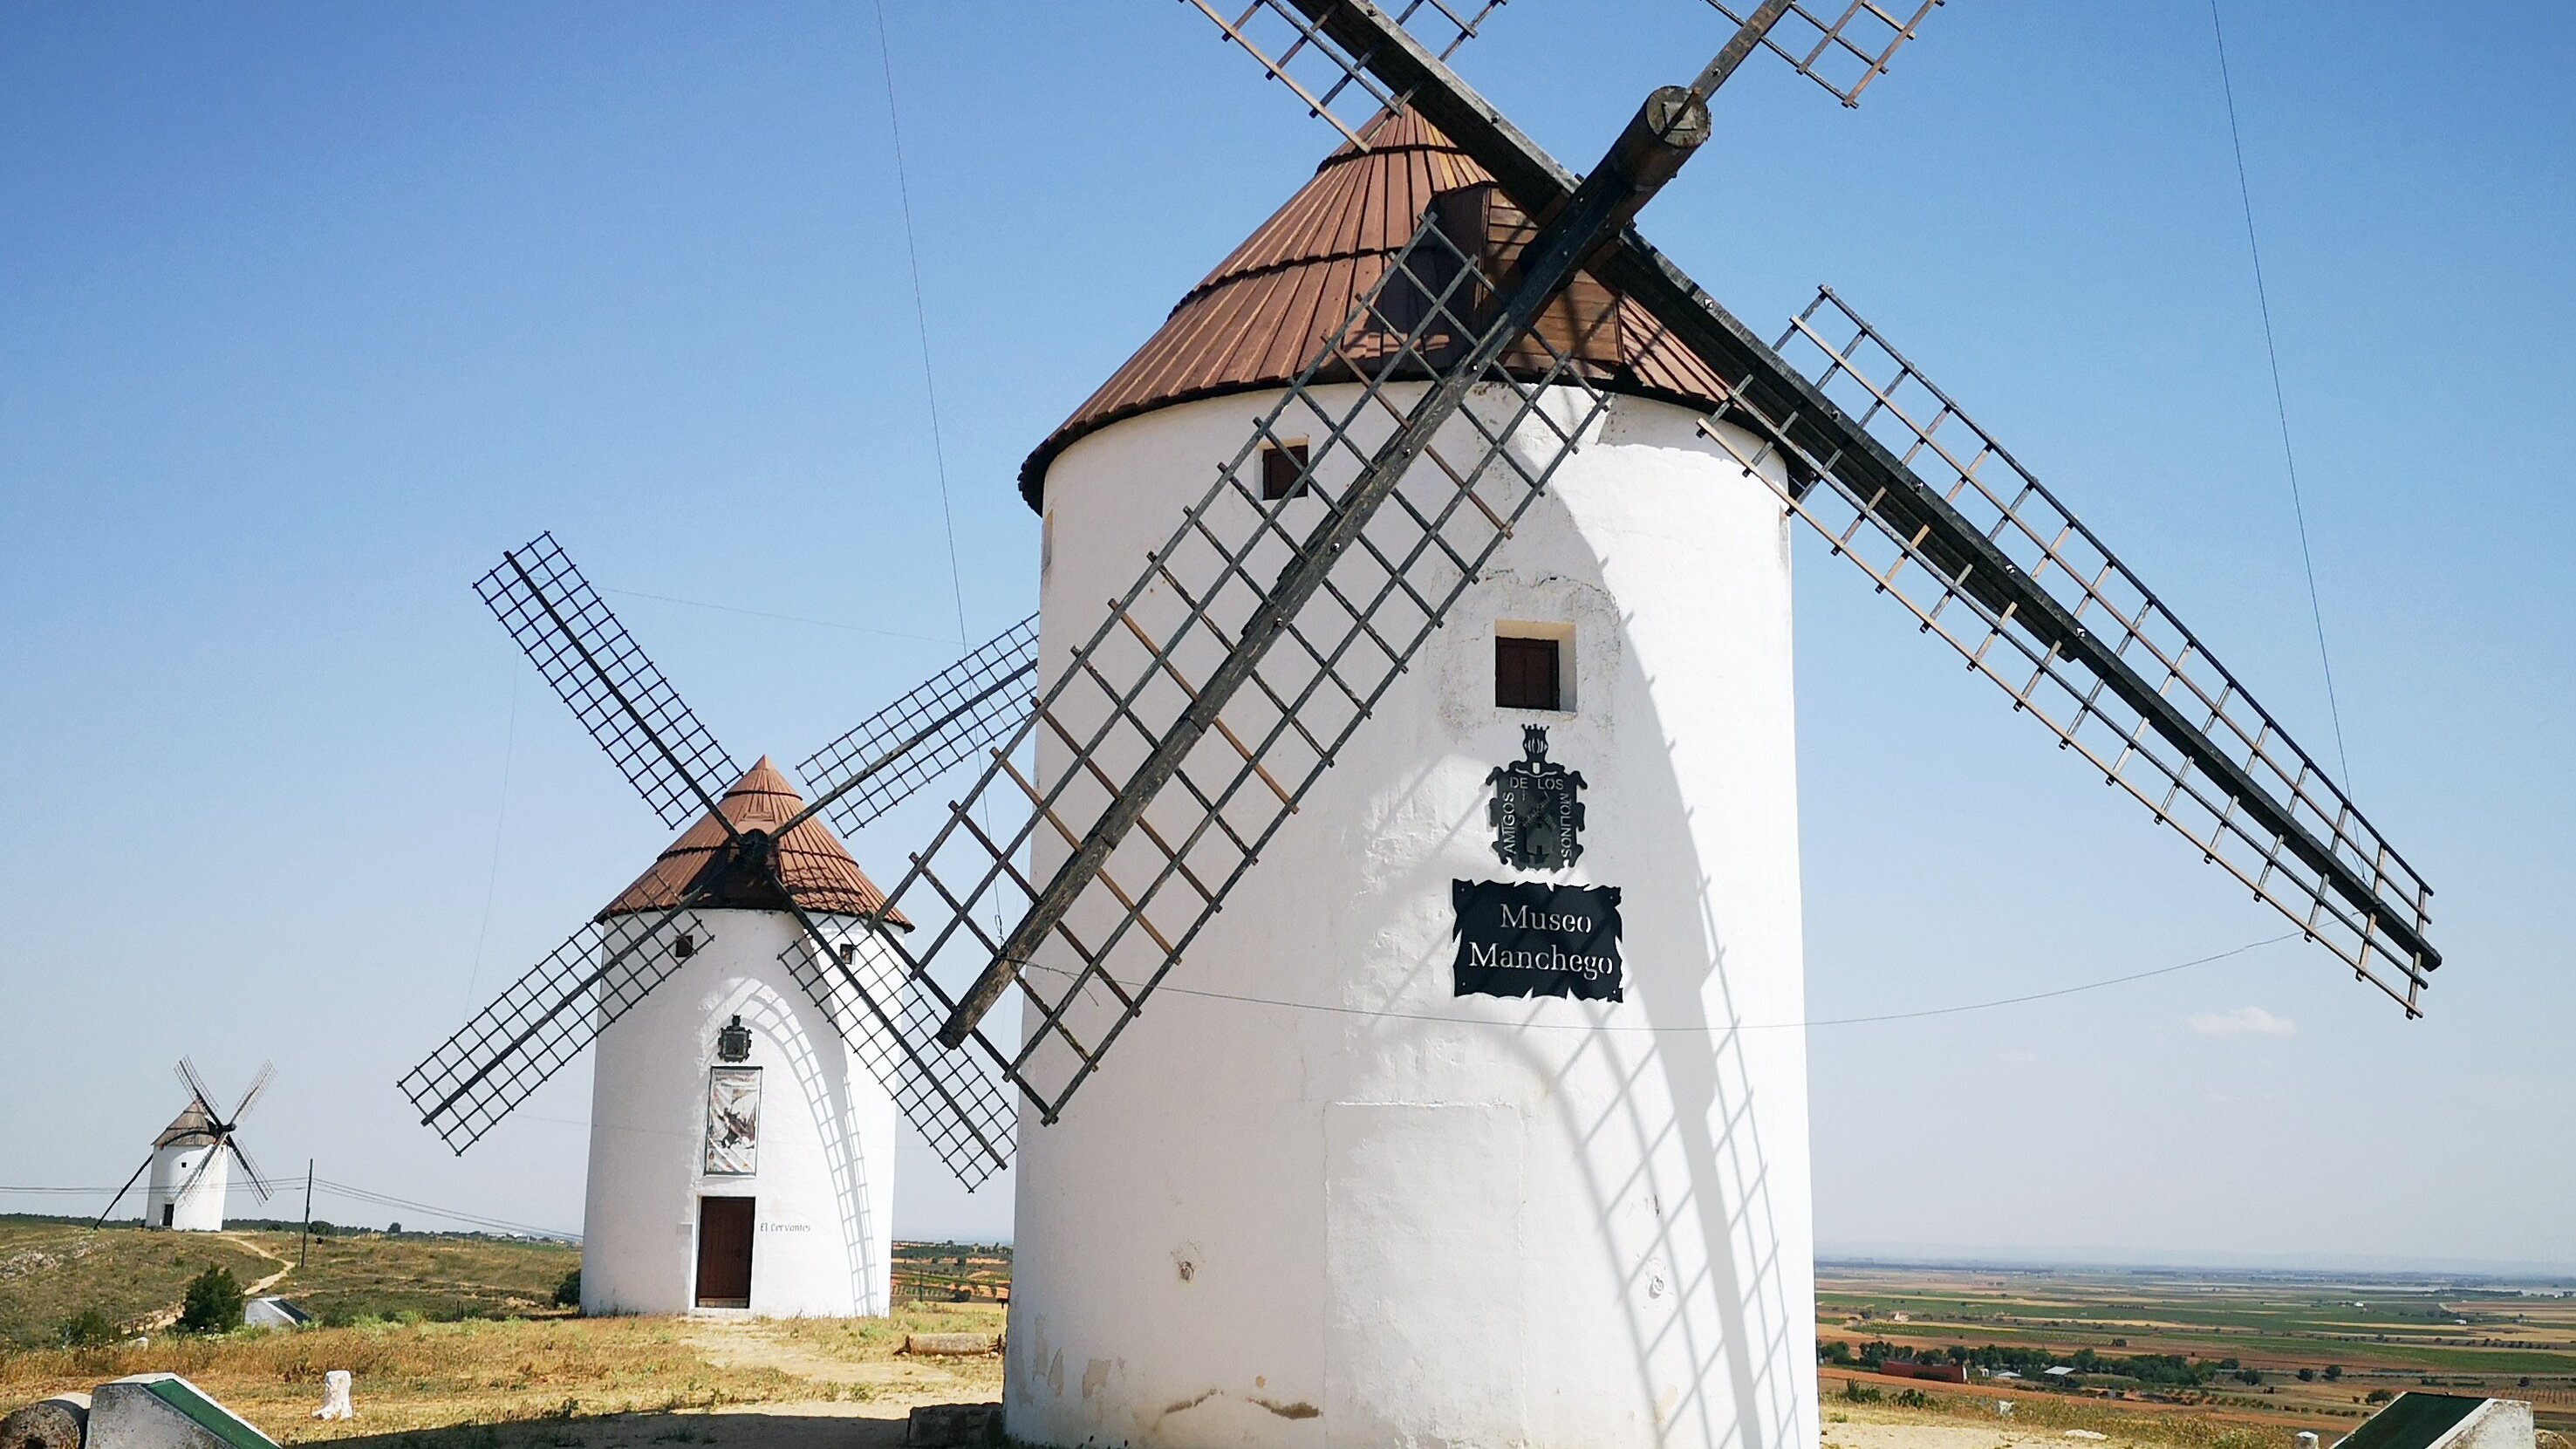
[99,1060,274,1232]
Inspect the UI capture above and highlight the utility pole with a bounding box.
[299,1160,314,1268]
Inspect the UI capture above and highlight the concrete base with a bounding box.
[90,1376,274,1449]
[2443,1400,2536,1449]
[906,1403,1003,1447]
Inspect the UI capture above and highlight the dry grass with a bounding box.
[0,1306,1008,1444]
[0,1221,282,1346]
[0,1221,580,1348]
[284,1234,577,1326]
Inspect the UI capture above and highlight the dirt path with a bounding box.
[680,1320,1001,1408]
[226,1233,295,1296]
[130,1232,294,1332]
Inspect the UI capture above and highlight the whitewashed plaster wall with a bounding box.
[579,911,899,1318]
[144,1138,229,1233]
[1007,382,1817,1449]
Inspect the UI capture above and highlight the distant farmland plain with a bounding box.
[1817,1262,2576,1437]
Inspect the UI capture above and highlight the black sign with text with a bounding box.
[1451,879,1624,1001]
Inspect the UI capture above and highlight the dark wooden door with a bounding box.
[694,1196,755,1308]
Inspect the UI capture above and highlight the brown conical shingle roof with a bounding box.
[1017,107,1731,510]
[598,758,905,926]
[156,1101,218,1148]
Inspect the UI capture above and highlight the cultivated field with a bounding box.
[1817,1262,2576,1439]
[890,1241,1010,1304]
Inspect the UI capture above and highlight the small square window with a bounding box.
[1495,634,1562,711]
[1261,441,1312,502]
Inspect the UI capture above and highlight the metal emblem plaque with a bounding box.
[1486,725,1587,871]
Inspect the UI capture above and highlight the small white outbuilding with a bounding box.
[242,1296,311,1329]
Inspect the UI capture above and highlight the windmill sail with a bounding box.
[1184,0,1506,146]
[227,1138,275,1202]
[795,614,1040,839]
[1190,0,1938,141]
[1703,288,2436,1008]
[478,533,740,831]
[229,1061,276,1122]
[1700,0,1943,106]
[401,905,715,1152]
[174,1057,221,1122]
[1174,0,2440,1010]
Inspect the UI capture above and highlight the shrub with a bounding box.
[2326,1366,2343,1381]
[1891,1389,1933,1409]
[58,1308,121,1347]
[176,1265,245,1334]
[554,1269,583,1309]
[2367,1390,2395,1405]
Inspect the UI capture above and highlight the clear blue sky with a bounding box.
[3,3,2568,1267]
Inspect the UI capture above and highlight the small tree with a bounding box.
[553,1268,583,1309]
[2298,1368,2317,1383]
[177,1264,245,1334]
[2325,1366,2343,1382]
[58,1307,120,1347]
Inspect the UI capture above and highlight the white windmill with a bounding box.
[99,1060,275,1233]
[411,3,2443,1446]
[402,536,1037,1316]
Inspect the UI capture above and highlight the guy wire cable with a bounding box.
[2210,0,2354,785]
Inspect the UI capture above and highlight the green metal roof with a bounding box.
[2337,1393,2490,1449]
[141,1376,277,1449]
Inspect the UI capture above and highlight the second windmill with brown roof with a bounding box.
[398,532,1040,1316]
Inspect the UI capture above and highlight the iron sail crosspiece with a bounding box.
[1486,724,1586,871]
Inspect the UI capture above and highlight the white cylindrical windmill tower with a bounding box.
[577,758,905,1318]
[1004,110,1816,1449]
[143,1105,230,1232]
